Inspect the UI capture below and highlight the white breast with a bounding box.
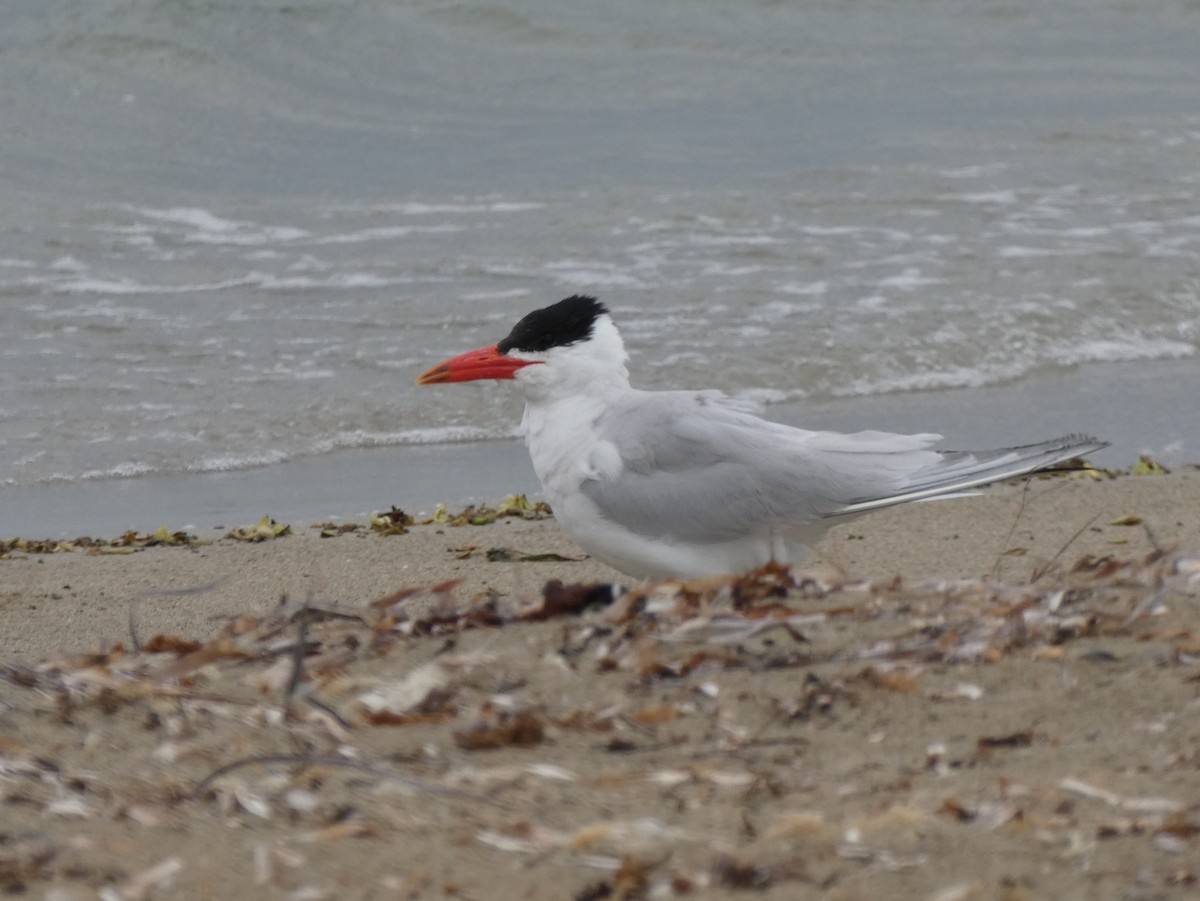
[521,397,815,578]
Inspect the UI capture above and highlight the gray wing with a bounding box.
[836,432,1109,514]
[580,390,943,543]
[580,389,1106,544]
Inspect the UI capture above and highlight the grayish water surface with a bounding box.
[2,0,1197,536]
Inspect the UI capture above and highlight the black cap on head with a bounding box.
[498,295,609,355]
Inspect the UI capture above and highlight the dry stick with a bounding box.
[1030,513,1101,583]
[128,603,142,654]
[304,694,353,730]
[988,475,1065,580]
[190,753,486,803]
[991,474,1099,583]
[280,601,364,730]
[187,601,495,804]
[1141,520,1164,554]
[990,476,1037,580]
[283,603,312,715]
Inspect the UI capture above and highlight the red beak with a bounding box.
[416,344,541,385]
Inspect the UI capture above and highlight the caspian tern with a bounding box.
[417,295,1107,579]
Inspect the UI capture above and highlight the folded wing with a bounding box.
[579,389,1105,544]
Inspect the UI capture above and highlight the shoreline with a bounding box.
[3,356,1199,542]
[4,469,1196,663]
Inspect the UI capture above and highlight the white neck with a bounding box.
[510,315,631,506]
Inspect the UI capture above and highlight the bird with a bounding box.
[417,294,1107,580]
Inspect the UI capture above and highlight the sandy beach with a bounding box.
[2,470,1199,899]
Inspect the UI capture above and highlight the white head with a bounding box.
[417,295,630,403]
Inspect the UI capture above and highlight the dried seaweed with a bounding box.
[368,506,414,535]
[225,515,292,542]
[0,527,202,556]
[484,547,586,563]
[424,494,552,527]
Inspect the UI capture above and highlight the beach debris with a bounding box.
[3,540,1200,898]
[494,493,553,518]
[712,853,792,890]
[484,547,585,562]
[368,506,413,535]
[355,661,454,720]
[425,494,552,526]
[516,580,625,619]
[1032,457,1118,480]
[147,525,199,546]
[113,857,184,900]
[225,515,291,542]
[1130,455,1169,475]
[975,730,1034,752]
[312,521,363,537]
[453,708,546,751]
[0,833,60,894]
[141,634,204,655]
[0,536,75,555]
[0,527,202,557]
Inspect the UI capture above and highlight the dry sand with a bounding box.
[2,471,1199,899]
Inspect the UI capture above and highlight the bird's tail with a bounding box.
[836,433,1108,516]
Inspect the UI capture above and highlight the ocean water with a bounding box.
[2,0,1198,536]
